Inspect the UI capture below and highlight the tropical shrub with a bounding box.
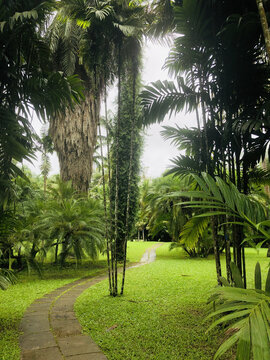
[39,195,105,267]
[0,268,17,290]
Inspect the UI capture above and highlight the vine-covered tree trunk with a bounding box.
[50,89,99,192]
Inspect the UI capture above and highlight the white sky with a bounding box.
[26,41,196,178]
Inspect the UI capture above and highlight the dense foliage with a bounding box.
[0,0,83,206]
[141,0,270,286]
[0,175,105,274]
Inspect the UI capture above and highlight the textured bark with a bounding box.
[49,89,99,192]
[256,0,270,61]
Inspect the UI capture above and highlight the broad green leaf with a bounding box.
[236,322,251,360]
[250,307,270,360]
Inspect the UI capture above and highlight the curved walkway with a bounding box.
[19,243,163,360]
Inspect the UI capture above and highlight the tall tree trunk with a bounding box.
[98,122,112,295]
[49,89,99,192]
[256,0,270,61]
[111,42,122,297]
[121,60,137,295]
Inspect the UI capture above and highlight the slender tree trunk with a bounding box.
[98,122,112,295]
[242,246,247,288]
[211,216,222,285]
[199,73,222,283]
[54,241,58,264]
[104,87,115,292]
[8,249,12,270]
[224,227,232,283]
[121,61,137,295]
[199,75,210,172]
[256,0,270,61]
[112,42,122,296]
[49,89,100,192]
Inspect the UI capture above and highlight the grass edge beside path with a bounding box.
[0,241,156,360]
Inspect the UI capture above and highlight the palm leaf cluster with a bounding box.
[174,173,267,247]
[207,262,270,360]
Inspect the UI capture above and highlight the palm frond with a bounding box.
[141,77,197,126]
[180,216,209,248]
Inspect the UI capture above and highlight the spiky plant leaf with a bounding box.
[230,262,244,288]
[255,262,262,290]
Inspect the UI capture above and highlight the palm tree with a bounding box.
[40,193,105,267]
[0,0,84,207]
[47,0,145,193]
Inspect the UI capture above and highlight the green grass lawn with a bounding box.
[0,241,155,360]
[75,244,269,360]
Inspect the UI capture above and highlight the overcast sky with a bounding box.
[26,41,196,179]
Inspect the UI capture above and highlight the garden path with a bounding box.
[19,242,163,360]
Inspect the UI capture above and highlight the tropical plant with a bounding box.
[47,0,146,194]
[137,175,192,244]
[0,269,17,290]
[171,172,269,283]
[0,0,84,207]
[141,0,270,286]
[39,191,105,267]
[207,262,270,360]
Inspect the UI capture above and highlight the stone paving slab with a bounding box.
[51,318,82,337]
[21,346,62,360]
[20,316,50,333]
[20,331,55,350]
[58,335,101,357]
